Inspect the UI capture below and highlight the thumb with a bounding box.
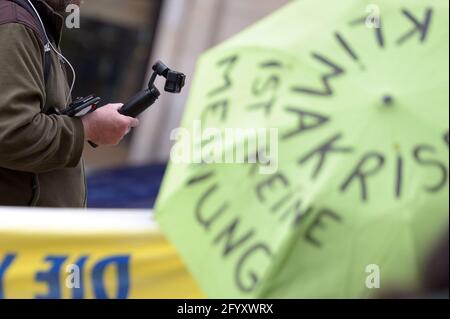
[110,103,124,111]
[127,117,140,128]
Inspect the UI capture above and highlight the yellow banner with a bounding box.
[0,208,203,299]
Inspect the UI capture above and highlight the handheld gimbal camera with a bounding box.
[55,61,185,119]
[61,61,185,148]
[119,61,186,118]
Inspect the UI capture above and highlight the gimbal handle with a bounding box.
[119,86,161,118]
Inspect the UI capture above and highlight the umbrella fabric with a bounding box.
[156,0,449,298]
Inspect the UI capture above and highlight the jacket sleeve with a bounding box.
[0,24,85,173]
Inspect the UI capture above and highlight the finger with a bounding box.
[128,118,140,128]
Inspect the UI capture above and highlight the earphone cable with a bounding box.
[27,0,76,106]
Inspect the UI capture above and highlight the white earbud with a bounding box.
[27,0,76,106]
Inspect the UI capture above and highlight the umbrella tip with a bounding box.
[383,95,394,106]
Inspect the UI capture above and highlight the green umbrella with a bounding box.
[156,0,449,298]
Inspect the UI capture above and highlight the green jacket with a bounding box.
[0,0,86,207]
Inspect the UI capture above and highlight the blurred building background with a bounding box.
[65,0,289,171]
[129,0,290,166]
[62,0,163,170]
[62,0,289,207]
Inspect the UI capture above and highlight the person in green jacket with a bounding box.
[0,0,139,207]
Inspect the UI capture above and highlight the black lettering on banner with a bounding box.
[256,173,290,203]
[247,98,276,117]
[395,154,404,198]
[340,152,385,202]
[349,16,385,48]
[214,218,255,257]
[251,77,280,96]
[298,134,353,179]
[201,100,229,124]
[187,171,215,187]
[208,55,239,97]
[413,145,448,193]
[304,209,342,248]
[375,19,385,48]
[269,191,315,226]
[195,184,230,230]
[247,60,284,116]
[397,8,433,45]
[292,53,345,97]
[335,32,360,63]
[247,78,279,116]
[260,60,284,69]
[283,199,315,227]
[235,244,272,293]
[247,148,272,177]
[282,107,330,140]
[270,191,294,213]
